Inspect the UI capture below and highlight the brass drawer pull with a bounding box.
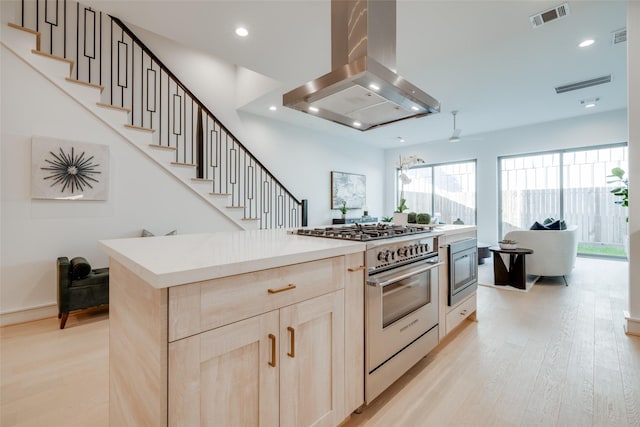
[460,309,468,316]
[348,265,366,272]
[268,284,296,294]
[287,326,295,358]
[268,334,276,367]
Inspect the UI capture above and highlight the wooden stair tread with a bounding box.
[96,102,131,113]
[65,77,104,93]
[191,178,213,182]
[8,23,41,50]
[242,217,261,221]
[124,123,156,133]
[226,206,245,209]
[148,144,176,151]
[209,192,231,196]
[170,161,197,167]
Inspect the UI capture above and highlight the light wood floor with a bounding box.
[2,257,639,427]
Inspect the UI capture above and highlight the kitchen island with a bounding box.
[100,225,478,426]
[100,229,367,427]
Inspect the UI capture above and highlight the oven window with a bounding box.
[382,271,431,328]
[452,248,477,292]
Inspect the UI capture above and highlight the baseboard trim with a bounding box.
[0,303,57,327]
[623,310,640,336]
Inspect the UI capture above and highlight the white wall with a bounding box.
[0,46,240,320]
[626,1,640,335]
[385,109,628,244]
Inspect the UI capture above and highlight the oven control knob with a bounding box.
[398,247,408,257]
[424,244,430,253]
[377,251,386,261]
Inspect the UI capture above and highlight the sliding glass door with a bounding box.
[499,143,628,257]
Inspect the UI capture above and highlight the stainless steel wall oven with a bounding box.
[447,238,478,306]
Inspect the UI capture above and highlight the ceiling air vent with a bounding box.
[555,75,612,94]
[530,3,570,28]
[612,28,627,45]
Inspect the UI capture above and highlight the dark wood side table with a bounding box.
[488,247,534,290]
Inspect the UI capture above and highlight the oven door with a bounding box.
[366,259,441,372]
[448,238,478,306]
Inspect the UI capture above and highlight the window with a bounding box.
[499,143,628,257]
[398,160,476,224]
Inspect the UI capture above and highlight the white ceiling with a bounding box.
[85,0,628,149]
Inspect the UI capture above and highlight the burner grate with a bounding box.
[296,223,435,241]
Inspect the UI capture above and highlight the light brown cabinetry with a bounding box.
[109,254,364,427]
[169,291,344,427]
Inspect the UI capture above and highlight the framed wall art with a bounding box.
[31,136,109,200]
[331,171,366,209]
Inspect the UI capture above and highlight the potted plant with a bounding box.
[417,213,431,225]
[607,167,629,256]
[339,200,348,219]
[608,167,628,221]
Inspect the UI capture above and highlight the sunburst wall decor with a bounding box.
[31,136,109,200]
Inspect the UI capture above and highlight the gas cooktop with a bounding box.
[295,223,437,241]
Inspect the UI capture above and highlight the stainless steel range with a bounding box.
[296,223,442,403]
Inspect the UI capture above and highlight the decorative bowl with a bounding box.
[498,240,517,250]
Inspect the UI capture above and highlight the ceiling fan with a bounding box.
[449,110,462,142]
[448,110,483,143]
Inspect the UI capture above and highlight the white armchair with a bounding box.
[503,225,578,286]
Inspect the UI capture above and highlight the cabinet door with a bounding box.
[168,310,279,427]
[279,290,345,427]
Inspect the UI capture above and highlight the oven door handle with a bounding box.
[367,261,443,287]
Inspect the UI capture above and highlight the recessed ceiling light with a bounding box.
[411,106,420,111]
[578,38,595,48]
[353,121,362,127]
[309,106,319,113]
[580,97,600,108]
[269,105,277,111]
[235,27,249,37]
[369,83,380,91]
[397,137,405,143]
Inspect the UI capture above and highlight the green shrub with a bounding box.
[407,212,417,223]
[417,213,431,224]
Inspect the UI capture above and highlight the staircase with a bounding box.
[1,0,306,231]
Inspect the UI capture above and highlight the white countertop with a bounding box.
[99,229,366,289]
[434,224,477,235]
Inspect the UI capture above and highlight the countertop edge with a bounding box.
[99,238,365,289]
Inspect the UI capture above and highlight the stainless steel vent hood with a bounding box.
[283,0,440,131]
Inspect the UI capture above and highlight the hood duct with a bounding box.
[282,0,440,131]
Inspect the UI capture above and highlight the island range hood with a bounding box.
[283,0,440,131]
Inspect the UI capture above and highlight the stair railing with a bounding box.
[17,0,307,229]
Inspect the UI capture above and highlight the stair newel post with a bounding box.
[196,105,203,179]
[302,199,308,227]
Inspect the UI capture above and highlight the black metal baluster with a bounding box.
[196,105,203,178]
[110,18,113,105]
[63,0,67,58]
[98,11,101,86]
[75,2,78,79]
[158,69,162,144]
[131,38,134,126]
